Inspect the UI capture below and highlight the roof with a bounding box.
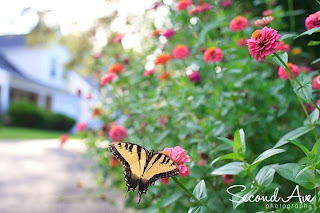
[0,53,25,78]
[0,35,26,49]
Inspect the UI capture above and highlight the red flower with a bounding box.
[59,134,69,147]
[159,72,172,81]
[262,9,273,16]
[177,0,192,11]
[92,108,102,118]
[110,155,121,167]
[189,71,201,83]
[163,29,175,39]
[160,146,190,184]
[76,122,87,132]
[152,29,162,37]
[277,63,299,80]
[100,73,117,86]
[220,0,232,8]
[172,44,190,59]
[222,174,234,185]
[113,34,125,43]
[313,74,320,89]
[247,27,281,61]
[305,103,315,114]
[305,11,320,30]
[276,41,290,52]
[230,16,249,31]
[188,8,198,15]
[237,38,248,47]
[109,125,128,141]
[253,16,274,28]
[203,47,224,63]
[143,68,156,77]
[154,54,172,65]
[196,2,212,13]
[108,63,125,74]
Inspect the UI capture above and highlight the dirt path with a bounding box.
[0,139,132,213]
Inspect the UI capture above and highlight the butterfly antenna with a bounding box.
[137,193,142,204]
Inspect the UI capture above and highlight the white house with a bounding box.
[0,34,98,123]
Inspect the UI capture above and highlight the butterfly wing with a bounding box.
[108,142,149,192]
[137,153,179,202]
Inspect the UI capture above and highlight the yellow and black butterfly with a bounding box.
[108,142,179,203]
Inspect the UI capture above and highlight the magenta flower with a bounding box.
[276,41,290,52]
[160,146,190,184]
[100,73,117,86]
[196,2,212,13]
[189,71,201,83]
[253,16,274,28]
[230,16,249,31]
[157,116,168,126]
[109,125,128,141]
[172,44,190,59]
[203,47,224,63]
[177,0,192,11]
[300,66,312,73]
[222,175,234,185]
[76,122,87,132]
[163,29,175,39]
[262,9,273,16]
[220,0,232,8]
[237,38,248,47]
[277,63,299,80]
[313,74,320,89]
[143,68,156,77]
[247,27,281,61]
[113,34,125,43]
[305,11,320,30]
[305,103,315,114]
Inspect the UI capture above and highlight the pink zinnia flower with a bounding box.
[247,27,281,61]
[262,9,273,16]
[160,146,190,184]
[143,68,156,77]
[197,2,212,13]
[100,73,117,86]
[237,38,248,47]
[276,41,290,52]
[163,29,175,39]
[253,16,275,27]
[188,8,198,15]
[222,174,234,185]
[203,47,224,62]
[177,0,192,11]
[59,134,69,147]
[157,116,168,126]
[76,122,87,132]
[230,16,249,31]
[109,125,128,141]
[305,103,315,114]
[113,34,125,43]
[220,0,232,8]
[172,44,190,59]
[189,71,201,83]
[313,74,320,89]
[300,66,313,73]
[305,11,320,30]
[277,63,299,80]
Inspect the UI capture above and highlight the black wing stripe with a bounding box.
[129,143,134,152]
[125,143,129,150]
[137,145,141,161]
[161,155,167,164]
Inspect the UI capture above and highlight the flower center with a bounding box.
[234,16,243,21]
[251,30,262,39]
[161,151,169,156]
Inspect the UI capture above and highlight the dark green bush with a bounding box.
[8,101,44,128]
[8,101,75,131]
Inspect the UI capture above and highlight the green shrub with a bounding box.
[8,101,44,128]
[41,111,76,131]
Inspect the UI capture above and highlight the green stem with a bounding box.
[172,177,214,213]
[315,170,319,207]
[288,0,295,33]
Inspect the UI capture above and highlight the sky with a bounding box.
[0,0,162,35]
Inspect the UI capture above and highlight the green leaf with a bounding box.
[159,193,182,207]
[294,165,311,179]
[279,33,297,41]
[231,187,259,209]
[293,75,312,102]
[210,153,243,166]
[142,206,158,213]
[289,140,310,157]
[310,138,320,160]
[247,149,285,172]
[188,206,209,213]
[155,130,170,144]
[311,58,320,65]
[255,165,277,187]
[275,163,316,189]
[233,129,246,155]
[274,126,315,148]
[307,41,320,46]
[310,108,319,125]
[217,137,235,148]
[191,180,207,202]
[295,27,320,39]
[272,51,288,68]
[211,162,244,175]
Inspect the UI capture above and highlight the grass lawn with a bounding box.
[0,126,77,140]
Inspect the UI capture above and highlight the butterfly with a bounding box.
[108,142,179,203]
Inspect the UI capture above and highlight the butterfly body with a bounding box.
[108,142,179,203]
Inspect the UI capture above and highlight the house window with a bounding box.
[10,88,38,105]
[50,58,56,78]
